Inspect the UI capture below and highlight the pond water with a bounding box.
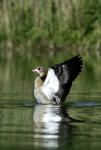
[0,57,101,150]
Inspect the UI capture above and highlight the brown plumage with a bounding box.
[32,55,83,104]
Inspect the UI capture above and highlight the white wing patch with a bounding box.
[42,68,59,101]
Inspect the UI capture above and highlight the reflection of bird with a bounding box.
[33,105,74,148]
[32,55,82,104]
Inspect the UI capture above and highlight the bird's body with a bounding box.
[32,55,83,104]
[34,77,55,104]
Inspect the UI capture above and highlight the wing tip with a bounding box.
[76,55,83,68]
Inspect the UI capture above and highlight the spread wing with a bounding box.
[42,55,83,103]
[42,68,60,103]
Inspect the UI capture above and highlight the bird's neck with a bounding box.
[39,71,47,81]
[34,73,46,88]
[39,72,45,78]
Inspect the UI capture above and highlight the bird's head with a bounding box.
[32,66,45,77]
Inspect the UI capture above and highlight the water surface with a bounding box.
[0,59,101,150]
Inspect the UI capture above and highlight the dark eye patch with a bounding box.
[38,67,41,70]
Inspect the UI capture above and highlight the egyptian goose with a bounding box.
[32,55,83,104]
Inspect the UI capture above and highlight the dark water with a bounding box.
[0,60,101,150]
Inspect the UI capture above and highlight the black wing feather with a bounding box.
[51,55,83,101]
[61,55,82,81]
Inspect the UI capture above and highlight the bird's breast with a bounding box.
[34,77,55,104]
[34,77,44,88]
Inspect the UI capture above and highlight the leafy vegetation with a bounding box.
[0,0,101,59]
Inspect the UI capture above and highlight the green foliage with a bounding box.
[12,8,34,44]
[0,0,101,58]
[0,31,7,41]
[80,0,101,34]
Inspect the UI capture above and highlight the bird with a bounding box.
[32,55,83,104]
